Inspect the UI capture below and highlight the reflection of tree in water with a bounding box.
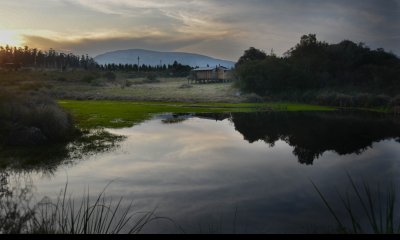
[0,129,126,233]
[0,130,125,174]
[0,172,11,199]
[228,112,400,165]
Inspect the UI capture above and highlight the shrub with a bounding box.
[391,95,400,106]
[335,94,354,108]
[90,79,105,87]
[243,93,265,103]
[179,84,193,89]
[300,91,317,103]
[103,72,116,82]
[18,82,44,91]
[81,75,95,83]
[354,93,373,108]
[0,92,77,146]
[370,94,391,107]
[316,92,337,106]
[146,74,159,82]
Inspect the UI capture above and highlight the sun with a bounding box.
[0,30,21,46]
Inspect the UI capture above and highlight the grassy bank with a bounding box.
[59,100,335,129]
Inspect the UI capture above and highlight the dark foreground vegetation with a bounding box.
[0,91,77,146]
[0,179,161,234]
[1,173,398,234]
[314,175,400,234]
[0,89,125,170]
[235,34,400,108]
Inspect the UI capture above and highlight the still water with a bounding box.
[2,111,400,233]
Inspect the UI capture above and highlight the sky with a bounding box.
[0,0,399,61]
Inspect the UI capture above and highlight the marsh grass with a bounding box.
[31,184,153,234]
[312,174,400,234]
[59,100,336,129]
[0,181,179,234]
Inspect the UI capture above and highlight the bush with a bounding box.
[103,72,116,82]
[125,80,133,87]
[146,74,159,82]
[131,75,161,85]
[243,93,265,103]
[179,84,193,89]
[391,95,400,106]
[90,79,105,87]
[335,94,354,108]
[0,92,77,146]
[18,82,44,91]
[354,93,373,108]
[300,91,317,103]
[316,92,337,106]
[370,95,391,107]
[81,75,95,83]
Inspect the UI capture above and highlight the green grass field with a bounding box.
[59,100,336,129]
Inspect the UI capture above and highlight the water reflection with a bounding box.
[0,130,125,173]
[0,111,399,233]
[195,111,400,165]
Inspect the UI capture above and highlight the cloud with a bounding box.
[21,34,243,60]
[68,0,212,15]
[3,0,399,59]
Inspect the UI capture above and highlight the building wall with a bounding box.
[192,69,231,81]
[217,69,225,80]
[196,70,215,80]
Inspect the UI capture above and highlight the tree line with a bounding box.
[0,45,97,70]
[235,34,400,97]
[99,61,192,77]
[0,45,193,76]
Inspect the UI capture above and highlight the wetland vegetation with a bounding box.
[0,34,399,234]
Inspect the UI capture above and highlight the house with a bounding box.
[189,66,232,84]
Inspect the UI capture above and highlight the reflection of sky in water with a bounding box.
[15,117,400,233]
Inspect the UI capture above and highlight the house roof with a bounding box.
[191,66,230,71]
[191,67,215,71]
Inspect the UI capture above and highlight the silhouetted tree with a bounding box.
[236,47,268,67]
[0,45,97,70]
[235,34,400,97]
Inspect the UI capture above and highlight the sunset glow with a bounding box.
[0,30,21,47]
[0,0,398,60]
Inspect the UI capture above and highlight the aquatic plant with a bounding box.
[312,174,400,234]
[0,182,175,234]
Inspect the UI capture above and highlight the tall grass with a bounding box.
[312,174,400,234]
[0,182,179,234]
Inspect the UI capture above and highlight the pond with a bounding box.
[1,111,400,233]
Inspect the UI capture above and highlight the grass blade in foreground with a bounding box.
[312,175,399,234]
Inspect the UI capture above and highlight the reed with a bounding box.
[0,182,178,234]
[312,174,399,234]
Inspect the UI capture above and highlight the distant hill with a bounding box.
[94,49,235,68]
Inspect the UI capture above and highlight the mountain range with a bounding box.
[94,49,235,68]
